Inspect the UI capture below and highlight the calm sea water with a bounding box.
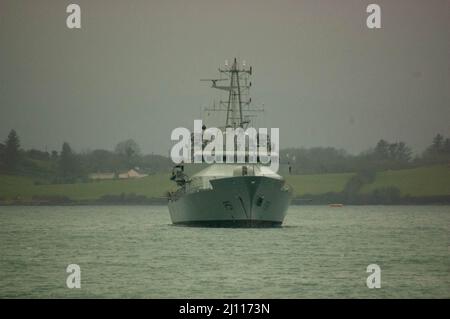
[0,205,448,298]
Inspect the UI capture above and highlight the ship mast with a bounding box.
[202,58,260,129]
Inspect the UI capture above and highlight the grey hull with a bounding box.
[168,176,292,227]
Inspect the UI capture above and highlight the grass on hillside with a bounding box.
[360,165,450,196]
[284,172,354,197]
[0,174,175,201]
[0,165,449,201]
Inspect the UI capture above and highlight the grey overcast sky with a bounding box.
[0,0,449,155]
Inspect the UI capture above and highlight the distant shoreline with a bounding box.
[1,164,449,206]
[1,197,449,206]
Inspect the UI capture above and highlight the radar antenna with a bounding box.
[202,58,263,129]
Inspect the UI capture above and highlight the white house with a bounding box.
[118,169,148,179]
[89,172,115,180]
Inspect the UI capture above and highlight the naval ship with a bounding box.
[167,58,292,227]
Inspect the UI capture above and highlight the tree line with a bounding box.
[0,130,171,182]
[281,134,450,174]
[0,129,449,181]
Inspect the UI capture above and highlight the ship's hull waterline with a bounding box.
[168,176,292,227]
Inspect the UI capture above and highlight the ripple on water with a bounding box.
[0,205,449,298]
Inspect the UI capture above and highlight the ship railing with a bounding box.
[192,150,279,164]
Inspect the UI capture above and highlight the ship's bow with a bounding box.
[168,175,292,227]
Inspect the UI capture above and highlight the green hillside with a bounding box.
[0,165,449,202]
[360,165,450,196]
[0,174,174,201]
[285,172,354,197]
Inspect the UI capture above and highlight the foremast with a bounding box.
[203,58,261,129]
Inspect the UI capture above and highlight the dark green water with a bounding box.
[0,205,448,298]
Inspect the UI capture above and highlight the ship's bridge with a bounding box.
[187,163,281,192]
